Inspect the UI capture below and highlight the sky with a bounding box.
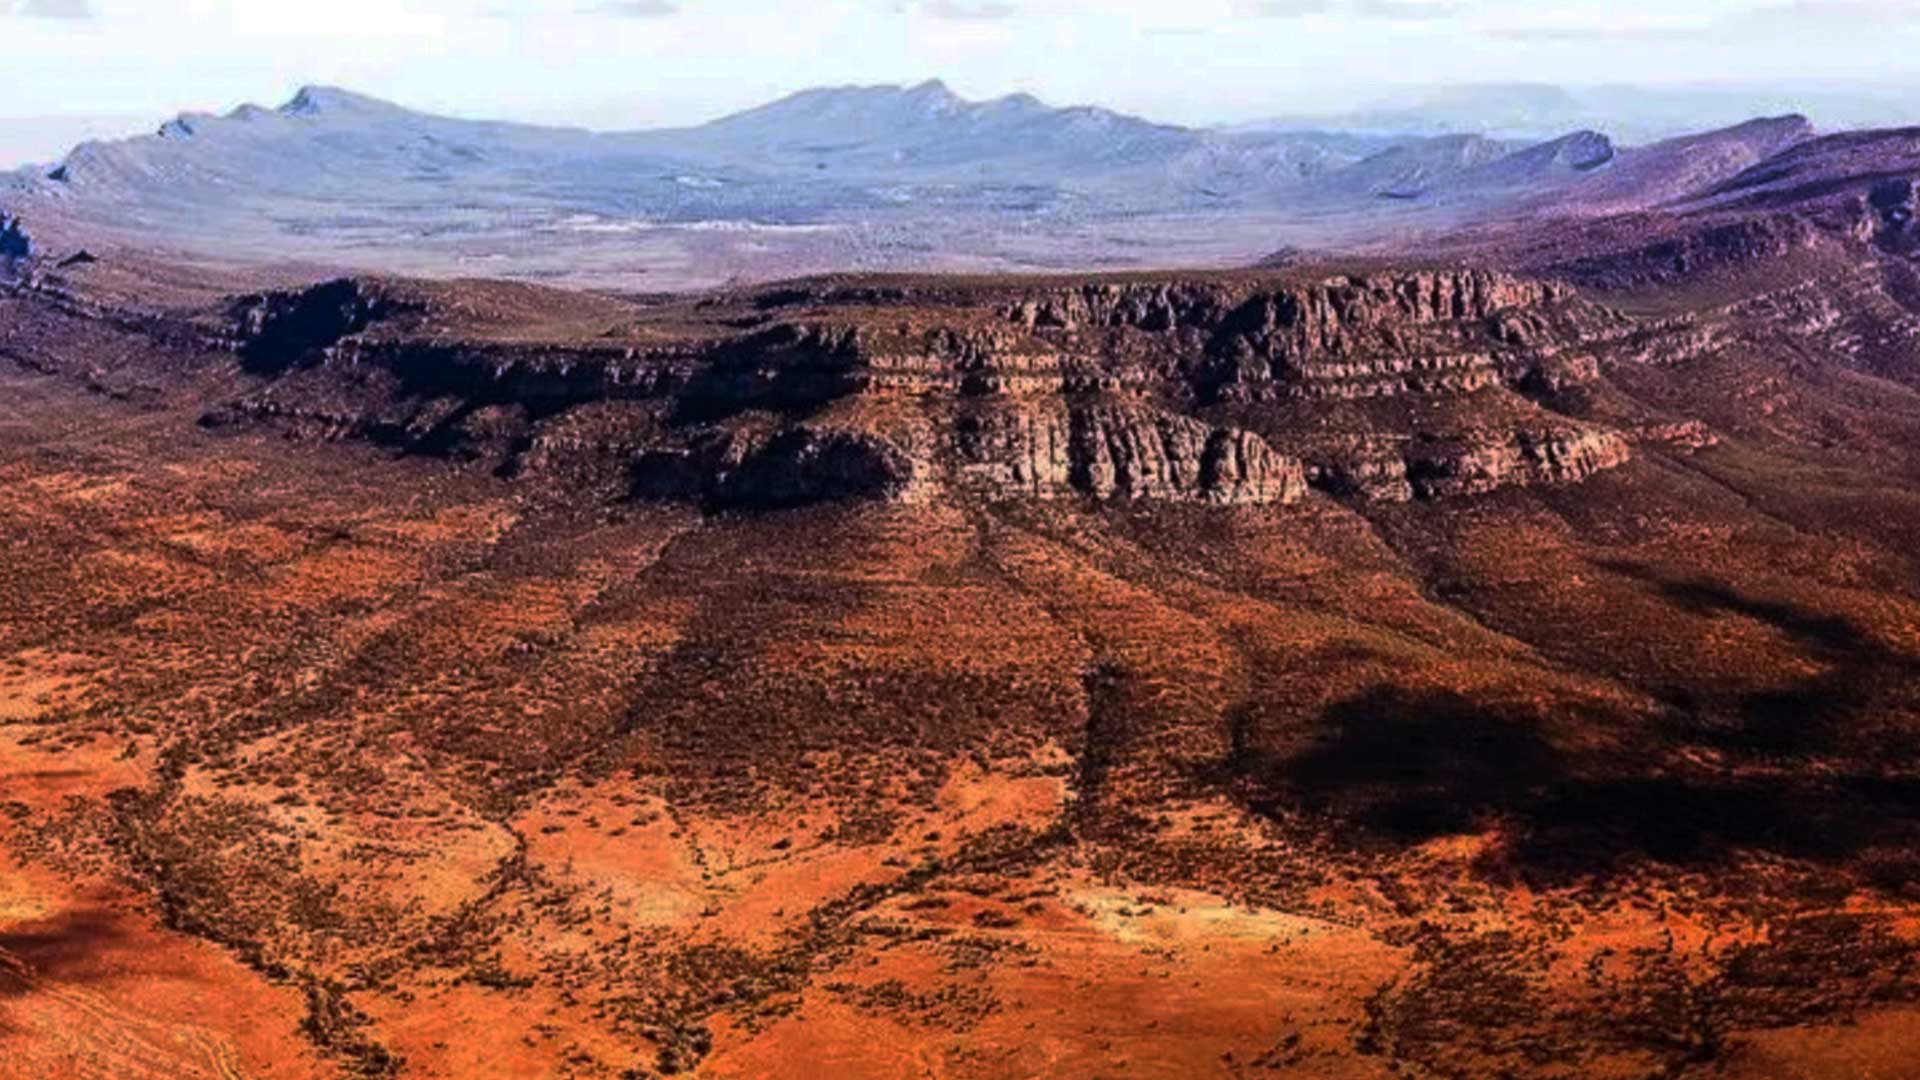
[2,0,1918,164]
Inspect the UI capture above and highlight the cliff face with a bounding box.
[1405,427,1633,500]
[227,278,417,375]
[190,268,1638,511]
[1003,271,1563,348]
[632,425,928,509]
[953,405,1305,505]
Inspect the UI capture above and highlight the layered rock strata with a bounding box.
[182,269,1640,509]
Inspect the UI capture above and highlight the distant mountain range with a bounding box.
[0,81,1902,289]
[1234,82,1919,145]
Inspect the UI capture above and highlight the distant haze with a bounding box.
[2,0,1920,167]
[0,115,156,169]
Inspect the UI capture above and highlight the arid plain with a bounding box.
[5,85,1920,1079]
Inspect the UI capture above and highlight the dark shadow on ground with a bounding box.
[1251,683,1920,886]
[1240,569,1920,886]
[0,908,129,1033]
[1598,559,1920,761]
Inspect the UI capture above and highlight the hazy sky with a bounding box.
[2,0,1918,163]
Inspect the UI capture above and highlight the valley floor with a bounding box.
[5,332,1920,1078]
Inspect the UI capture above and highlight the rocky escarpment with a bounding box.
[953,405,1305,505]
[1292,425,1633,504]
[1553,215,1826,290]
[976,271,1633,423]
[226,279,423,375]
[987,271,1587,399]
[1404,427,1632,499]
[633,425,927,509]
[190,269,1639,511]
[980,271,1632,502]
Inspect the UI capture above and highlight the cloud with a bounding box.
[584,0,680,15]
[1728,0,1920,31]
[1242,0,1334,14]
[1244,0,1462,18]
[1738,0,1920,16]
[913,0,1018,18]
[1492,1,1920,44]
[1351,0,1460,18]
[1490,21,1711,42]
[6,0,97,17]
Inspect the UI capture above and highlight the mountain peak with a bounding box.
[280,85,400,118]
[907,78,957,100]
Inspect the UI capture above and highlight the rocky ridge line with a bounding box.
[38,268,1644,510]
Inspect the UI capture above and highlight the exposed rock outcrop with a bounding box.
[1631,420,1720,453]
[1405,427,1632,500]
[1302,425,1631,503]
[1303,442,1416,503]
[721,428,925,508]
[228,278,416,375]
[197,269,1635,510]
[633,425,926,509]
[1555,215,1823,290]
[954,405,1305,505]
[998,271,1617,407]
